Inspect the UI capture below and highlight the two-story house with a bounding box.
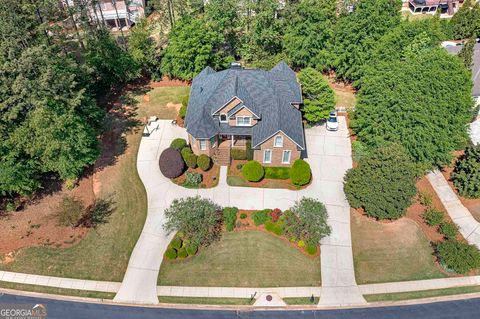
[184,62,305,167]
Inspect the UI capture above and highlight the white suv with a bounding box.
[326,111,339,131]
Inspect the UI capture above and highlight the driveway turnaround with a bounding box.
[114,118,365,306]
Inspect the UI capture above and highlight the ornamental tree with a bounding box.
[289,197,331,246]
[297,68,335,123]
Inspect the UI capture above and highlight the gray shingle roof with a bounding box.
[185,61,305,149]
[445,43,480,97]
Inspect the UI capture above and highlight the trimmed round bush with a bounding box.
[297,240,305,248]
[165,248,177,260]
[181,148,198,168]
[186,243,198,256]
[289,159,311,186]
[265,220,275,232]
[240,213,247,219]
[185,171,202,187]
[273,223,284,236]
[159,148,185,178]
[171,237,183,250]
[306,244,317,255]
[439,222,459,239]
[170,138,187,151]
[197,154,211,171]
[436,240,480,273]
[242,160,264,182]
[423,208,444,226]
[177,247,188,258]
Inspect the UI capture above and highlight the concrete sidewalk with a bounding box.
[427,171,480,249]
[470,117,480,145]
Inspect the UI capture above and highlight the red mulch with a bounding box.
[149,76,190,87]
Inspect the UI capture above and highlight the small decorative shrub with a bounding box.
[246,140,254,160]
[159,148,185,178]
[177,247,188,258]
[242,160,264,182]
[265,167,290,180]
[423,208,444,226]
[290,159,311,186]
[273,223,284,235]
[5,201,17,212]
[297,240,305,248]
[179,95,189,119]
[55,196,85,227]
[186,243,198,256]
[451,145,480,198]
[271,208,282,222]
[231,149,247,160]
[265,220,275,232]
[185,172,202,187]
[223,207,239,231]
[419,191,433,207]
[439,222,459,239]
[252,209,272,225]
[236,163,243,170]
[79,197,115,228]
[64,178,77,190]
[306,244,317,255]
[171,237,183,250]
[170,138,187,151]
[240,213,247,219]
[181,148,198,168]
[165,248,177,260]
[436,240,480,274]
[197,154,211,171]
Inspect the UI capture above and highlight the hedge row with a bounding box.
[165,236,199,260]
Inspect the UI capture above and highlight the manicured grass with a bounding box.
[158,231,321,287]
[158,296,254,305]
[135,86,190,119]
[401,10,434,21]
[227,175,249,187]
[0,281,115,299]
[264,167,290,180]
[351,211,446,284]
[364,286,480,302]
[283,297,319,305]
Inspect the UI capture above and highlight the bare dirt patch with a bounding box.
[150,76,190,87]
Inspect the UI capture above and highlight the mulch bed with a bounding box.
[149,76,190,88]
[173,165,220,189]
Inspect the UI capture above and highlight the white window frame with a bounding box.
[274,135,283,147]
[219,113,228,123]
[209,136,217,148]
[263,149,272,164]
[282,150,291,164]
[199,139,207,151]
[236,116,251,126]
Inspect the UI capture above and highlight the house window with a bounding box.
[210,136,216,148]
[220,113,227,123]
[263,149,272,164]
[236,116,251,126]
[199,139,207,151]
[274,135,283,147]
[282,150,291,164]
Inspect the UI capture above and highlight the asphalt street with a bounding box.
[1,293,479,319]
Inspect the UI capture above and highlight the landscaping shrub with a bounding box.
[246,140,254,160]
[197,154,211,171]
[55,195,85,227]
[273,222,284,235]
[271,208,282,222]
[164,196,222,247]
[236,163,243,170]
[439,222,459,239]
[282,210,301,240]
[179,105,187,119]
[171,237,183,250]
[265,167,290,180]
[252,209,272,225]
[186,243,198,256]
[242,160,264,182]
[177,247,188,258]
[423,208,444,226]
[419,191,433,207]
[170,138,187,151]
[306,244,317,255]
[79,197,115,228]
[290,197,331,246]
[159,148,185,178]
[240,213,247,219]
[451,145,480,198]
[289,160,311,186]
[223,207,238,231]
[297,240,305,248]
[231,149,247,160]
[165,248,177,260]
[265,220,275,232]
[344,144,418,220]
[181,148,198,168]
[185,172,202,187]
[436,240,480,274]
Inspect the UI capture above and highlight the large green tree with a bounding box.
[283,0,336,70]
[204,0,240,55]
[333,0,401,84]
[297,68,335,123]
[352,48,473,168]
[128,18,162,80]
[451,145,480,198]
[450,0,480,39]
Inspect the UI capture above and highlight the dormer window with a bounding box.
[236,116,251,126]
[220,113,228,123]
[274,135,283,147]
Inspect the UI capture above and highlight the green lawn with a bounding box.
[134,86,190,119]
[0,86,189,282]
[351,211,446,284]
[0,281,115,299]
[364,286,480,302]
[284,297,319,305]
[158,296,253,305]
[158,231,321,287]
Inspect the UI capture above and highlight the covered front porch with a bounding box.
[218,134,251,149]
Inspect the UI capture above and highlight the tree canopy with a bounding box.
[297,68,335,123]
[450,0,480,39]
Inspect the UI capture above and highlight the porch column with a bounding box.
[231,135,234,147]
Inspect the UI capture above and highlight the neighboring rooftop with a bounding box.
[444,42,480,98]
[185,62,305,149]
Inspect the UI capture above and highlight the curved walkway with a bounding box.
[113,118,365,306]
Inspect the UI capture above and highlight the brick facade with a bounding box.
[253,131,301,167]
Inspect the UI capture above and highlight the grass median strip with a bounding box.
[283,297,319,305]
[158,296,253,305]
[364,286,480,302]
[0,281,115,299]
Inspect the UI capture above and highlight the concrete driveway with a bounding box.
[114,117,364,306]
